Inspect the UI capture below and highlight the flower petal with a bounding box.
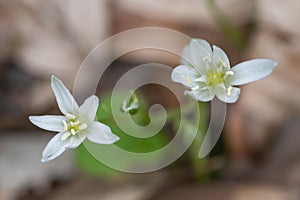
[227,59,277,85]
[41,132,68,162]
[29,115,67,132]
[189,39,212,74]
[215,85,240,103]
[212,45,230,70]
[87,122,119,144]
[51,75,79,115]
[171,65,200,87]
[190,39,212,57]
[181,45,193,66]
[66,135,85,149]
[79,95,99,122]
[184,87,215,102]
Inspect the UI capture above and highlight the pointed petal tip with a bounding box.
[28,115,38,125]
[212,44,223,52]
[51,75,64,86]
[260,58,278,68]
[191,38,208,44]
[51,75,58,81]
[112,135,120,142]
[50,75,58,85]
[41,157,48,163]
[105,133,120,144]
[28,115,34,122]
[271,60,278,68]
[90,95,99,101]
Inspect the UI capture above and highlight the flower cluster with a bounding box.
[29,38,277,163]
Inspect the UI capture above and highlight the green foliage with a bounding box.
[75,144,119,177]
[75,92,168,177]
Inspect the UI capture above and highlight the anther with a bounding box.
[63,120,68,131]
[73,120,80,125]
[79,123,88,130]
[66,113,76,120]
[203,56,211,62]
[227,86,233,96]
[71,129,77,135]
[61,132,71,141]
[185,76,193,85]
[219,58,227,67]
[226,71,234,76]
[191,85,200,91]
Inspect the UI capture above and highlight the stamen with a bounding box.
[71,129,77,135]
[73,120,80,125]
[219,58,227,67]
[61,132,71,141]
[66,113,76,120]
[191,85,200,91]
[63,120,68,131]
[185,76,193,85]
[226,71,234,76]
[79,123,88,130]
[62,114,86,137]
[203,56,211,62]
[227,86,233,96]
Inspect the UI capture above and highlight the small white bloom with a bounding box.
[29,75,119,163]
[120,91,139,115]
[172,39,277,103]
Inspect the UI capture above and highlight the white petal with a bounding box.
[87,122,119,144]
[193,77,206,82]
[66,135,85,149]
[29,115,67,132]
[79,95,99,122]
[227,59,277,85]
[51,75,79,115]
[41,133,68,162]
[190,39,212,57]
[189,39,212,73]
[212,45,230,70]
[184,87,215,102]
[171,65,200,87]
[215,85,240,103]
[181,45,193,66]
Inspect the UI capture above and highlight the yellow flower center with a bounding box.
[206,69,224,88]
[61,113,88,141]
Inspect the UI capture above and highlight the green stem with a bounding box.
[167,101,211,181]
[206,0,247,49]
[191,102,210,181]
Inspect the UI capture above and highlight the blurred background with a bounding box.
[1,0,300,199]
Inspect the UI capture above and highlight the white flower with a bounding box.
[29,75,119,162]
[171,39,277,103]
